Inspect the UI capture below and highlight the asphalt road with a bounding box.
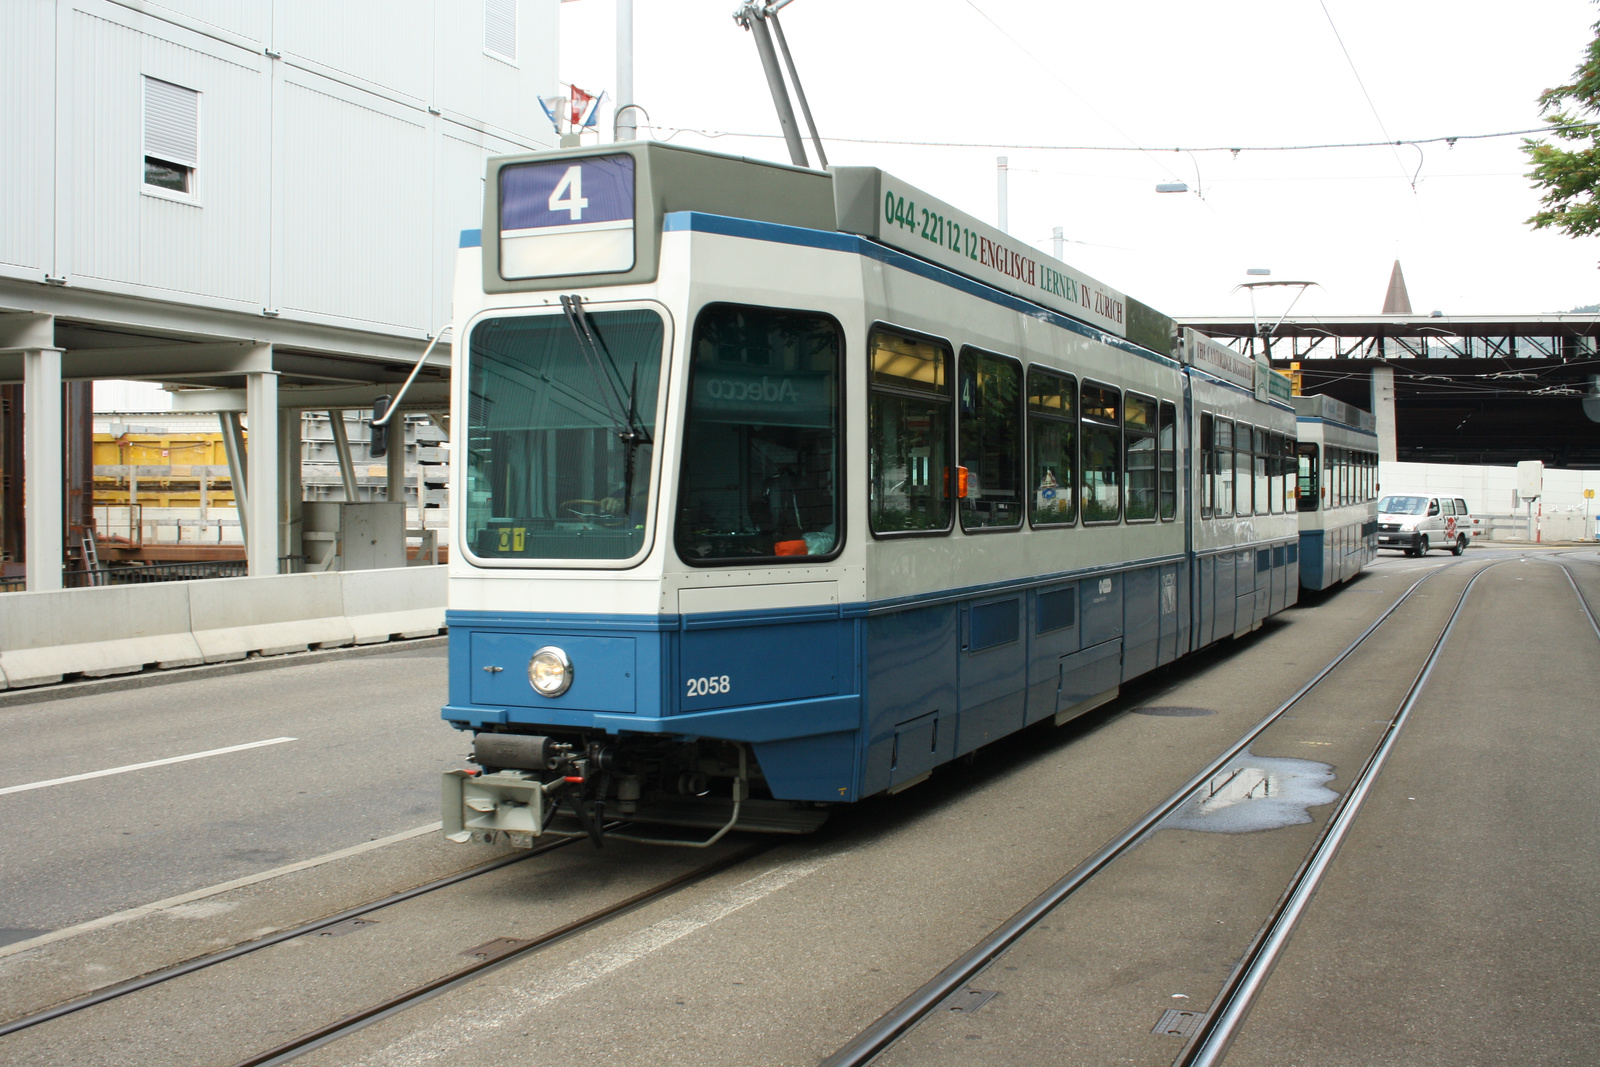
[0,643,463,944]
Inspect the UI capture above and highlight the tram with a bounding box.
[1292,394,1379,589]
[441,143,1300,846]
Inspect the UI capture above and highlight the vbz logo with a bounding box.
[1097,577,1113,595]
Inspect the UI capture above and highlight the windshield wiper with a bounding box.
[560,295,652,519]
[559,294,652,449]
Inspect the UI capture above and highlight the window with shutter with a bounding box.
[143,76,199,197]
[485,0,517,63]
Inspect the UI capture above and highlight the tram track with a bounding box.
[230,837,774,1067]
[0,836,579,1038]
[1,830,774,1066]
[822,558,1500,1067]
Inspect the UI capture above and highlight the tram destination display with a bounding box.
[498,154,636,279]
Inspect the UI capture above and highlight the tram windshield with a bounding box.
[1378,494,1429,515]
[463,308,665,563]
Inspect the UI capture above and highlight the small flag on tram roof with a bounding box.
[569,85,605,128]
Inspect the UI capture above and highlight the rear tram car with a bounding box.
[1291,394,1379,590]
[442,143,1301,846]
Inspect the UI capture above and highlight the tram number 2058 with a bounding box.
[686,675,731,697]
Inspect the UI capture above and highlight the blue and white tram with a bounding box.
[441,143,1302,846]
[1292,394,1379,590]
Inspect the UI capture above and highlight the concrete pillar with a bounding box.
[1371,366,1397,463]
[279,408,302,571]
[245,366,279,576]
[23,348,64,591]
[386,409,406,514]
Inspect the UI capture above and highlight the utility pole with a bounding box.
[615,0,635,141]
[997,156,1009,233]
[1052,226,1063,262]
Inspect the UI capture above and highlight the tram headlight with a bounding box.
[527,646,574,697]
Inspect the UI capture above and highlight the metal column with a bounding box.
[219,410,249,545]
[245,366,279,576]
[328,411,361,500]
[23,348,64,591]
[279,408,302,572]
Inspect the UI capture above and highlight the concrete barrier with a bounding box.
[0,567,448,690]
[188,571,355,662]
[0,584,203,689]
[342,566,446,644]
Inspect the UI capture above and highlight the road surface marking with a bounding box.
[0,821,442,959]
[0,737,298,796]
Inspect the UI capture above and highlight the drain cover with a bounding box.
[460,937,532,961]
[1133,706,1215,717]
[316,918,378,937]
[945,988,999,1013]
[1153,1008,1203,1037]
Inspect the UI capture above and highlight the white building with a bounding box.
[0,0,560,587]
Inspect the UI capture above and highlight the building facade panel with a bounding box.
[433,0,559,141]
[278,0,432,106]
[68,4,269,306]
[122,0,267,45]
[0,0,56,279]
[279,73,430,330]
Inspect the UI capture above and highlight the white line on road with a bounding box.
[360,854,838,1067]
[0,821,443,959]
[0,736,299,797]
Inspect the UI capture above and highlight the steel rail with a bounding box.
[1177,558,1507,1066]
[0,836,580,1038]
[820,563,1469,1067]
[231,837,775,1067]
[1550,559,1600,643]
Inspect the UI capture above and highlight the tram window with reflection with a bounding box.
[1081,382,1121,523]
[1297,442,1319,511]
[868,328,953,536]
[673,304,842,563]
[1027,367,1077,527]
[1158,400,1177,521]
[958,348,1023,531]
[1125,392,1157,522]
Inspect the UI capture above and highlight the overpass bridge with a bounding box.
[1179,313,1600,468]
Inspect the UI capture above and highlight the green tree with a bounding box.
[1525,14,1600,255]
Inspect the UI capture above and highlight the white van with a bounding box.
[1377,494,1479,556]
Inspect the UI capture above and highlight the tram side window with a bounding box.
[1252,426,1269,515]
[869,328,952,536]
[1236,424,1254,516]
[1158,400,1177,521]
[1297,442,1318,512]
[1265,431,1280,514]
[1279,435,1295,512]
[1081,382,1121,523]
[674,304,842,563]
[1199,413,1215,519]
[1125,392,1157,522]
[1027,367,1077,527]
[1215,418,1235,516]
[959,348,1023,530]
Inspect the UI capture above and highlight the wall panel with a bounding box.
[0,0,55,275]
[280,0,431,103]
[280,74,429,329]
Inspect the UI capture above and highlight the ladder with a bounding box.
[80,534,104,585]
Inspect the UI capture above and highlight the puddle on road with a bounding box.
[1163,751,1338,834]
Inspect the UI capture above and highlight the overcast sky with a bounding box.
[555,0,1600,322]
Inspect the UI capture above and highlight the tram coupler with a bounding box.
[442,768,566,846]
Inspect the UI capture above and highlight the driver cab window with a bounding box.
[674,304,842,563]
